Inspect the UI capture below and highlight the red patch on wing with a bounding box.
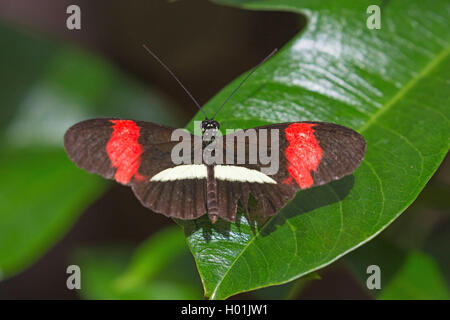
[283,123,323,188]
[106,120,144,184]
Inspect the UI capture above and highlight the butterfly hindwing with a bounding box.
[132,179,207,220]
[129,131,209,219]
[214,179,295,221]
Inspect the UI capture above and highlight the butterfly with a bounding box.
[64,46,366,224]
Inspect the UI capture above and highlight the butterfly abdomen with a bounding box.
[206,165,219,223]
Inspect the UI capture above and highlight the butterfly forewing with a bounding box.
[64,118,176,185]
[64,119,117,181]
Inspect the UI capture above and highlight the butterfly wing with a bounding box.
[64,118,208,219]
[64,118,176,184]
[269,121,366,188]
[214,121,366,220]
[130,141,208,220]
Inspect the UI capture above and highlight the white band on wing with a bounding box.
[214,165,276,184]
[150,164,276,184]
[150,164,207,181]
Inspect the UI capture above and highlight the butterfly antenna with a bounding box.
[142,44,208,118]
[211,48,277,120]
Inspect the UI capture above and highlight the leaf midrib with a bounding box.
[208,42,449,300]
[359,47,450,133]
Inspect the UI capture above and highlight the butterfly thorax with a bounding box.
[201,119,220,149]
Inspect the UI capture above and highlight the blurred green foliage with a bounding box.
[0,23,181,280]
[76,227,203,300]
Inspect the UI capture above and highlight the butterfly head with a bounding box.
[201,119,219,133]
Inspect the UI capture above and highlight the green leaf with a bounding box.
[0,148,105,278]
[179,0,450,299]
[379,251,449,300]
[346,240,450,300]
[77,227,203,300]
[424,212,450,286]
[345,237,409,296]
[345,175,450,299]
[114,225,189,291]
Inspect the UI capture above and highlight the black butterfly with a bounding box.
[64,47,366,223]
